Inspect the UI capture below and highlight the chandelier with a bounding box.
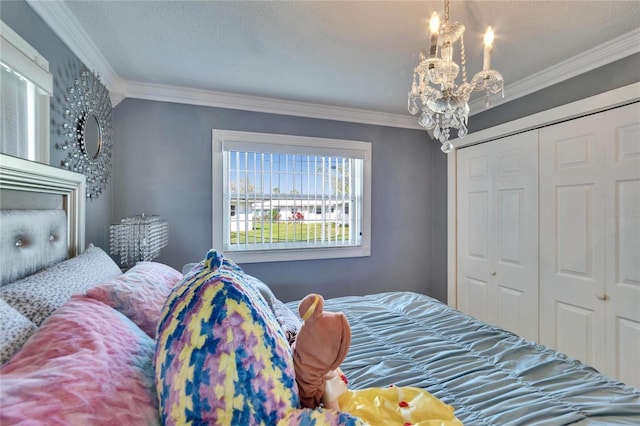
[408,0,504,153]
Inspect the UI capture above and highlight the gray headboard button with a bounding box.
[15,239,23,247]
[49,235,56,241]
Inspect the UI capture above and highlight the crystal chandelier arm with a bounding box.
[469,70,504,95]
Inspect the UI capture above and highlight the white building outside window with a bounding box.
[212,129,371,263]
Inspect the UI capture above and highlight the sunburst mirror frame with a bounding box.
[58,65,113,199]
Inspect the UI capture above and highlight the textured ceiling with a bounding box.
[57,1,639,116]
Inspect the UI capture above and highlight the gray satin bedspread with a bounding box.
[291,292,640,425]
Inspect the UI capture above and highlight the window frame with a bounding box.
[1,20,52,164]
[212,129,371,263]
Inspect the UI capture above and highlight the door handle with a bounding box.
[596,293,609,301]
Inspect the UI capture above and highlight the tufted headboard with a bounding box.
[0,154,86,285]
[0,210,68,285]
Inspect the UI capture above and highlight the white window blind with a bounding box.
[213,130,371,263]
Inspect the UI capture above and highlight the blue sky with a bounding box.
[228,151,349,196]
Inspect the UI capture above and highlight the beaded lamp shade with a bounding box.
[109,214,168,267]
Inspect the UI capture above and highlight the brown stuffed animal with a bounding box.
[292,293,351,409]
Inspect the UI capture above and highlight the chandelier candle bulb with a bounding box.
[429,12,440,58]
[483,27,494,71]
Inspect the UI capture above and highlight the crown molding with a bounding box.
[120,80,422,129]
[26,0,119,94]
[458,82,640,149]
[469,28,640,114]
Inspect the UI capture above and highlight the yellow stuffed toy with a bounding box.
[291,293,463,426]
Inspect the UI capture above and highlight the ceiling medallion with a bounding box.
[57,65,113,198]
[408,0,504,153]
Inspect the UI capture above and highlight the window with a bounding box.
[212,130,371,263]
[1,21,52,163]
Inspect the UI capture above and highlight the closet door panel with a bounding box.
[457,130,538,340]
[604,103,640,388]
[555,184,594,276]
[457,150,494,325]
[466,277,490,321]
[493,132,539,342]
[615,317,640,389]
[555,301,596,363]
[539,114,607,372]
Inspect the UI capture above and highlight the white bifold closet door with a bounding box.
[457,130,539,342]
[539,102,640,389]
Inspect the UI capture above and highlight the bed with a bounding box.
[1,154,639,425]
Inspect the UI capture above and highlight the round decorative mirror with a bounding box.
[81,112,102,160]
[57,66,113,199]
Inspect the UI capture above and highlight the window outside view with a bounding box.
[225,151,362,251]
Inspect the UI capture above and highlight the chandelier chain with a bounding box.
[444,0,449,24]
[460,33,467,83]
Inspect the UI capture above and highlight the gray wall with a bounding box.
[112,99,445,302]
[4,0,638,304]
[1,1,113,250]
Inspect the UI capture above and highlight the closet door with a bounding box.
[457,130,539,341]
[539,113,607,372]
[540,103,640,387]
[604,103,640,388]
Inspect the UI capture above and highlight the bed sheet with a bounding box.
[288,292,640,425]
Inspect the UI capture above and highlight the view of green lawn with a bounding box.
[230,222,350,244]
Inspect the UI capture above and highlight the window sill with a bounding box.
[221,245,371,263]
